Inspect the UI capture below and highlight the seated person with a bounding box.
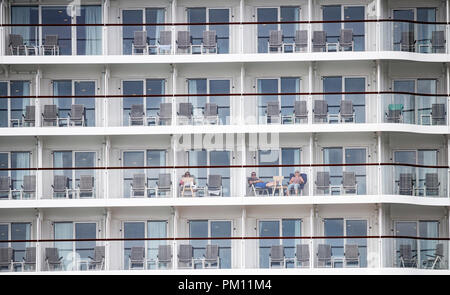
[286,170,305,196]
[179,171,197,196]
[248,172,276,194]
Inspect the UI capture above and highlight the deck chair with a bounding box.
[206,175,222,197]
[202,30,217,54]
[45,248,63,271]
[22,105,36,127]
[178,244,194,268]
[268,30,283,53]
[52,175,69,198]
[0,248,13,271]
[68,104,85,126]
[286,173,308,196]
[424,173,439,197]
[398,173,414,196]
[295,244,310,268]
[424,243,444,269]
[155,173,172,197]
[315,172,330,195]
[400,31,415,52]
[340,100,355,123]
[178,102,193,125]
[317,244,332,267]
[129,246,146,269]
[312,31,326,52]
[42,104,58,126]
[177,31,191,53]
[0,176,11,199]
[78,175,94,198]
[131,173,146,197]
[22,247,36,271]
[266,101,281,124]
[294,30,308,52]
[269,245,285,268]
[248,177,270,196]
[342,171,357,194]
[158,31,172,54]
[129,104,145,126]
[9,34,37,55]
[399,244,417,268]
[41,35,59,55]
[132,31,148,55]
[344,244,360,267]
[430,103,446,125]
[157,245,172,269]
[88,246,105,270]
[386,104,403,123]
[339,29,354,51]
[203,244,219,268]
[313,100,328,123]
[158,103,172,125]
[431,31,445,53]
[294,100,308,123]
[204,103,219,124]
[21,175,36,199]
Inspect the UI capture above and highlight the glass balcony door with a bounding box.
[53,80,96,127]
[393,150,438,195]
[0,81,31,128]
[323,76,366,123]
[257,7,300,53]
[189,220,232,269]
[0,152,31,199]
[123,221,168,270]
[324,218,367,268]
[122,79,166,126]
[0,223,31,271]
[322,5,365,52]
[53,151,96,198]
[54,222,96,271]
[187,150,230,197]
[11,6,39,50]
[122,8,165,55]
[323,147,366,195]
[395,221,439,268]
[258,219,302,268]
[257,77,300,124]
[188,78,230,124]
[41,6,72,55]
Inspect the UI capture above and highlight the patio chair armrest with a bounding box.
[58,256,64,261]
[88,256,94,260]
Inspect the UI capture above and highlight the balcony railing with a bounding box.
[1,91,448,128]
[0,236,448,272]
[1,163,448,200]
[4,19,449,56]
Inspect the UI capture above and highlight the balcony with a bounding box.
[0,236,448,272]
[1,91,448,130]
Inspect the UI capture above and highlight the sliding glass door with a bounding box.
[0,152,31,199]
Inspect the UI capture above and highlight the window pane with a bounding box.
[209,9,229,54]
[53,80,72,120]
[42,6,72,55]
[123,80,144,126]
[344,6,365,51]
[324,218,344,265]
[77,6,102,55]
[258,150,279,183]
[0,83,7,127]
[346,220,367,267]
[209,80,230,124]
[75,223,96,261]
[282,219,301,267]
[258,79,278,124]
[54,222,73,270]
[74,81,96,126]
[188,150,207,189]
[11,152,30,194]
[345,148,366,194]
[209,151,230,196]
[259,220,280,268]
[323,76,342,117]
[11,6,39,47]
[10,81,31,124]
[345,77,365,123]
[123,151,145,198]
[189,220,208,264]
[323,5,341,45]
[257,8,278,53]
[148,221,167,269]
[188,8,206,46]
[146,79,165,118]
[210,221,232,269]
[122,10,143,55]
